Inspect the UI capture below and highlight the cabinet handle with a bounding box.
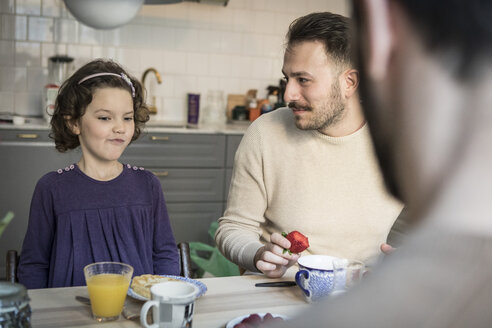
[150,136,170,141]
[152,171,169,177]
[17,133,39,139]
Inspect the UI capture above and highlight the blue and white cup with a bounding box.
[295,255,346,302]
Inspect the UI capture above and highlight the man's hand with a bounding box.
[380,243,395,255]
[254,232,300,278]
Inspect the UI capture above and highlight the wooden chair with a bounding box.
[6,242,192,283]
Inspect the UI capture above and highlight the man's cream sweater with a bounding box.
[216,108,403,272]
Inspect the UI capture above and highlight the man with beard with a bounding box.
[215,12,403,278]
[272,0,492,326]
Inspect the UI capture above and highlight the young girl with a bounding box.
[18,59,180,288]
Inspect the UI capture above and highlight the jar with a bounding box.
[202,90,226,125]
[0,282,31,328]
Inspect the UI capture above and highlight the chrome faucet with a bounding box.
[141,68,163,114]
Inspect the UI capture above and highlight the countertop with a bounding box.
[0,118,249,135]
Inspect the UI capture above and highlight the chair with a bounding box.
[6,243,192,282]
[6,249,18,283]
[177,242,192,278]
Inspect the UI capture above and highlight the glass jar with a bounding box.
[0,282,31,328]
[202,90,226,126]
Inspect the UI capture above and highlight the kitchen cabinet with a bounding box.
[0,127,244,277]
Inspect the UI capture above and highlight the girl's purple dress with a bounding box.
[18,164,180,289]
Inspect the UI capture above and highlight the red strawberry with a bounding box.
[282,231,309,254]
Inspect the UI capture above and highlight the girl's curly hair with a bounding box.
[50,59,150,152]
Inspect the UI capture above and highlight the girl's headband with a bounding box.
[78,72,135,97]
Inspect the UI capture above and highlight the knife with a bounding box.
[255,281,297,287]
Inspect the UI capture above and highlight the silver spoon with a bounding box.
[75,296,140,321]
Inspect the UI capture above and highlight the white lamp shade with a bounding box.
[64,0,144,30]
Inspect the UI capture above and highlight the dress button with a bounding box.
[57,169,63,174]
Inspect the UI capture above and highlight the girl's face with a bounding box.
[72,87,134,165]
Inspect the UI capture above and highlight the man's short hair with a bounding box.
[286,12,353,69]
[382,0,492,77]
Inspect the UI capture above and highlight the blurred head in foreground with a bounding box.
[353,0,492,229]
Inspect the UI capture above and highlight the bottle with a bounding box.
[187,93,200,128]
[248,98,260,122]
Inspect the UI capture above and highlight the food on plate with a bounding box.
[282,230,309,254]
[233,313,285,328]
[130,274,178,299]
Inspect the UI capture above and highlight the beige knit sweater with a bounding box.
[215,108,403,272]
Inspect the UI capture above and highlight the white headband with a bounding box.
[78,72,135,97]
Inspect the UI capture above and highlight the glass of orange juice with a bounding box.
[83,262,134,322]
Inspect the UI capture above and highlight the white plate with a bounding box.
[127,275,207,301]
[226,313,288,328]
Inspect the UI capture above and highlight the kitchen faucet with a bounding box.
[141,68,162,114]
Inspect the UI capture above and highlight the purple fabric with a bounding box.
[18,164,180,289]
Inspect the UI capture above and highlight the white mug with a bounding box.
[140,281,199,328]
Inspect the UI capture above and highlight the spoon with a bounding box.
[75,296,140,321]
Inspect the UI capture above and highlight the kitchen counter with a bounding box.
[0,118,249,135]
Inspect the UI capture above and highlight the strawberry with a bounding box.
[282,231,309,254]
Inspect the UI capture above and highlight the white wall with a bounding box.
[0,0,348,123]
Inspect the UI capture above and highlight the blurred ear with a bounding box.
[362,0,394,81]
[65,116,80,135]
[341,69,359,98]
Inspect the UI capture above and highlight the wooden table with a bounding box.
[28,272,309,328]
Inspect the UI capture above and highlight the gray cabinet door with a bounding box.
[148,168,225,202]
[0,141,80,275]
[225,135,243,168]
[123,133,226,168]
[166,202,224,244]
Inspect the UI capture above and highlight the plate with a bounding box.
[225,313,288,328]
[127,275,207,301]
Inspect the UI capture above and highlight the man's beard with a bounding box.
[289,82,345,131]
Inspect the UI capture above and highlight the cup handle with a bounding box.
[295,270,311,297]
[140,300,159,328]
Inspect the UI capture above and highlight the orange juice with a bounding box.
[86,273,130,318]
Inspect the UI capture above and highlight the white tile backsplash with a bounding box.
[163,50,187,75]
[188,5,211,29]
[150,26,175,50]
[1,0,347,116]
[208,53,232,77]
[230,55,252,78]
[16,0,41,16]
[175,28,198,52]
[42,0,63,17]
[53,18,78,44]
[198,30,221,53]
[252,11,275,34]
[15,15,27,40]
[186,52,209,76]
[241,33,263,57]
[162,97,186,122]
[15,41,41,67]
[0,0,15,14]
[14,91,41,116]
[0,40,14,65]
[91,46,117,61]
[220,30,242,55]
[28,16,54,42]
[78,24,103,45]
[27,67,44,91]
[174,75,198,98]
[0,91,14,111]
